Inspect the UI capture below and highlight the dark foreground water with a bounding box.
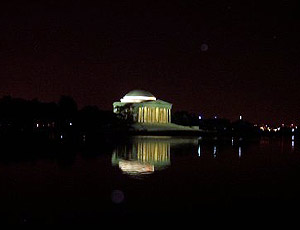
[0,135,299,225]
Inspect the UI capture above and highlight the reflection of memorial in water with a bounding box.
[112,136,200,176]
[112,136,171,175]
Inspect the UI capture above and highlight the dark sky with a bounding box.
[0,0,299,124]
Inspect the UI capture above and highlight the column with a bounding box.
[165,109,168,123]
[166,109,168,123]
[144,107,147,123]
[152,108,155,123]
[165,108,168,123]
[138,107,142,122]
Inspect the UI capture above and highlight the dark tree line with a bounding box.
[172,110,298,137]
[172,110,260,137]
[0,95,127,141]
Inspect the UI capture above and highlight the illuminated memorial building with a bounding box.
[113,90,172,123]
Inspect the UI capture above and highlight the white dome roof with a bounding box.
[121,89,156,103]
[124,90,155,97]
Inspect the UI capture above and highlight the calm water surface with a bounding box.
[0,135,299,224]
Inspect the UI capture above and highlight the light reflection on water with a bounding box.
[112,136,198,176]
[112,135,299,177]
[0,135,298,223]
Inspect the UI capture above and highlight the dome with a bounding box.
[120,89,156,103]
[125,90,155,97]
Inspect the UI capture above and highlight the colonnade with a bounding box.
[138,107,171,123]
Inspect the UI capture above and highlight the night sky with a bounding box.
[1,0,299,125]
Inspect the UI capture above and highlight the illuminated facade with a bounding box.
[113,90,172,123]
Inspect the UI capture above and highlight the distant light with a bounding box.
[60,135,63,139]
[231,137,234,146]
[292,135,295,141]
[213,146,217,157]
[292,128,295,133]
[198,145,201,157]
[69,122,73,126]
[214,116,217,119]
[36,123,39,128]
[238,147,242,158]
[239,115,242,120]
[198,115,202,120]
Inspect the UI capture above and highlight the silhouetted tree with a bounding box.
[199,118,231,134]
[231,119,259,137]
[76,105,124,135]
[114,104,134,124]
[172,111,198,126]
[58,95,78,118]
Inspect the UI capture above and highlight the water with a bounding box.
[0,135,299,224]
